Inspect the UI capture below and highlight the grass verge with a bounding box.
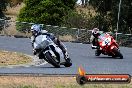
[0,76,131,88]
[0,50,32,66]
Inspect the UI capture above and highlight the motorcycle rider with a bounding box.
[30,24,67,59]
[30,24,41,48]
[90,28,101,56]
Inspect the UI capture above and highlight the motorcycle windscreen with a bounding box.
[98,33,111,46]
[34,35,51,49]
[98,33,106,41]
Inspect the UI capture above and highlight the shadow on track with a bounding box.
[32,65,68,68]
[94,56,124,59]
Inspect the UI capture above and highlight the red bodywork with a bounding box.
[98,33,119,55]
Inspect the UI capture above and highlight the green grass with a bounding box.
[55,84,132,88]
[0,84,38,88]
[18,85,37,88]
[0,82,132,88]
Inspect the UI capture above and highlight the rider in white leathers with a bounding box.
[30,24,67,58]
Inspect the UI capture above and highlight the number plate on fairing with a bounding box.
[102,37,111,46]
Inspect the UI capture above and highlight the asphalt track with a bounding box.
[0,36,132,75]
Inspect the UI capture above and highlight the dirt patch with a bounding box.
[59,35,76,42]
[5,3,24,16]
[0,50,32,66]
[0,76,76,88]
[1,3,30,37]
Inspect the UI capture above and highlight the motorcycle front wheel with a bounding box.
[64,58,72,67]
[45,52,60,68]
[112,48,123,59]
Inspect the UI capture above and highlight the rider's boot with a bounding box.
[95,47,101,56]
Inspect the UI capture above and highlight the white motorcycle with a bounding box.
[33,34,72,68]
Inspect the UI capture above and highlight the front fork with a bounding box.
[110,45,119,56]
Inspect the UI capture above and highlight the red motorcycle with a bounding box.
[94,33,123,59]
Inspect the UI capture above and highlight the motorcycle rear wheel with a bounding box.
[45,52,60,68]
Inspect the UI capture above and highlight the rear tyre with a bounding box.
[45,52,60,68]
[64,58,72,67]
[112,48,123,59]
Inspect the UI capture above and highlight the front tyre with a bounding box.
[112,48,123,59]
[45,52,60,68]
[64,58,72,67]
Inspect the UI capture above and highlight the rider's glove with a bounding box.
[91,45,97,49]
[96,46,100,49]
[33,49,37,55]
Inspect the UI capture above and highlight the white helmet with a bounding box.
[31,24,41,32]
[31,24,41,36]
[92,28,100,37]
